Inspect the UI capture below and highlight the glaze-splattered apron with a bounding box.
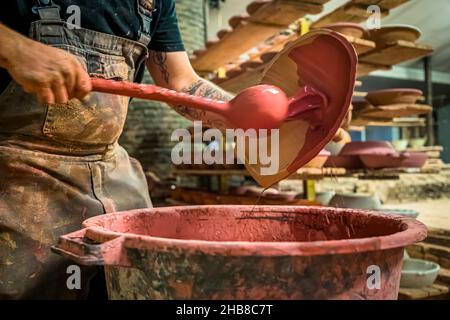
[0,1,153,299]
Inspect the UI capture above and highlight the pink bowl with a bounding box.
[400,152,428,168]
[340,141,396,156]
[360,154,405,169]
[324,155,364,170]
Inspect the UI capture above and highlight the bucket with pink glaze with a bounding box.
[52,205,426,300]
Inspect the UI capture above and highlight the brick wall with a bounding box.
[120,0,206,178]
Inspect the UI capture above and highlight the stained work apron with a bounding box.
[0,1,153,299]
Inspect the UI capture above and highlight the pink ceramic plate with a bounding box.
[340,141,396,156]
[324,155,365,170]
[359,154,406,169]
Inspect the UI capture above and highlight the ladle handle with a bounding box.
[91,78,228,114]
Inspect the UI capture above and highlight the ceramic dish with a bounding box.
[377,209,420,219]
[400,259,440,288]
[246,0,271,15]
[320,23,365,39]
[366,88,423,106]
[366,25,422,47]
[324,155,365,170]
[340,141,396,156]
[329,193,382,210]
[229,15,249,29]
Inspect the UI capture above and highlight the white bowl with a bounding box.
[329,193,382,210]
[401,259,440,288]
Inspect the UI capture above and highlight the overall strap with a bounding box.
[32,0,62,21]
[136,0,156,47]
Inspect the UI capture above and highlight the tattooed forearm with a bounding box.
[182,79,234,101]
[173,79,234,126]
[150,51,170,84]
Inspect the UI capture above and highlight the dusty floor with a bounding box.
[388,198,450,230]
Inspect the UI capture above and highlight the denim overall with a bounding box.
[0,0,154,299]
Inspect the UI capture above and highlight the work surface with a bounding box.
[388,198,450,230]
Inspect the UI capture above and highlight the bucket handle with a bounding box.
[51,227,131,267]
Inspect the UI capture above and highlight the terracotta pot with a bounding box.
[367,25,422,47]
[240,60,264,70]
[352,99,373,112]
[246,0,271,15]
[205,40,218,49]
[229,14,249,29]
[366,88,423,106]
[260,51,278,64]
[320,23,366,39]
[53,205,427,299]
[217,28,232,39]
[340,141,396,156]
[193,49,206,57]
[225,68,243,79]
[324,155,364,170]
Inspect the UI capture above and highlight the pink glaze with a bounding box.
[285,32,357,174]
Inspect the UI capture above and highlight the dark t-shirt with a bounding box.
[0,0,185,92]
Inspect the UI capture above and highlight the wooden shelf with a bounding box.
[350,117,426,127]
[289,167,347,180]
[174,167,347,180]
[220,66,266,93]
[354,104,432,119]
[360,40,433,66]
[191,0,324,72]
[399,284,449,300]
[312,2,390,28]
[192,23,280,72]
[357,61,392,77]
[345,36,376,55]
[249,0,324,27]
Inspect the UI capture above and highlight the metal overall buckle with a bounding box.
[137,0,156,46]
[32,0,61,20]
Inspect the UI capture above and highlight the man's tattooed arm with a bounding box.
[182,79,234,101]
[149,51,170,85]
[147,50,234,126]
[173,79,234,126]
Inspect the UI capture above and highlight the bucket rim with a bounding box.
[82,205,427,257]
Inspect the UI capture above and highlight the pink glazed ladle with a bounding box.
[91,78,324,131]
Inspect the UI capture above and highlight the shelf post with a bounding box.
[424,56,435,146]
